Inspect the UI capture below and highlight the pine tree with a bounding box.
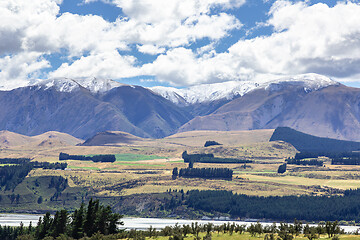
[71,203,85,239]
[84,198,96,237]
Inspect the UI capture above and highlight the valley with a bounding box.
[2,128,360,222]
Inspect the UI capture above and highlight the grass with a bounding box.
[4,130,360,201]
[114,153,167,162]
[244,173,360,190]
[68,166,100,170]
[114,162,165,167]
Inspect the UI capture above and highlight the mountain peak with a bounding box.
[35,78,80,92]
[75,77,126,93]
[150,73,339,105]
[263,73,338,92]
[34,78,126,93]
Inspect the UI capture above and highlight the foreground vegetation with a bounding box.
[3,130,360,224]
[184,189,360,221]
[0,199,122,240]
[1,209,359,240]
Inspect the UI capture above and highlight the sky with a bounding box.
[1,0,360,89]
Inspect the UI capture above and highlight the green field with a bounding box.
[3,130,360,218]
[68,166,100,170]
[114,153,167,162]
[114,162,165,167]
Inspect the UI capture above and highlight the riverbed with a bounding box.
[1,214,359,233]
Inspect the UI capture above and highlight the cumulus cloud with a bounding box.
[141,48,252,86]
[49,51,140,79]
[112,0,245,23]
[137,45,166,55]
[0,0,244,88]
[0,0,131,87]
[0,52,50,90]
[2,0,360,89]
[141,0,360,86]
[108,0,243,48]
[227,1,360,78]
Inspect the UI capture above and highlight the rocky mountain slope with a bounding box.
[0,78,191,139]
[1,74,360,141]
[178,82,360,141]
[150,74,338,115]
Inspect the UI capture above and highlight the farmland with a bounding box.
[1,130,360,220]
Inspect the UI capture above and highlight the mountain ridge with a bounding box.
[0,73,358,141]
[149,73,338,105]
[0,82,191,139]
[179,83,360,141]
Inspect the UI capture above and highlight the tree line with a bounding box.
[0,162,67,191]
[182,151,252,164]
[0,158,31,164]
[331,156,360,165]
[294,151,360,166]
[172,167,233,180]
[117,219,342,240]
[0,212,346,240]
[295,151,360,160]
[0,199,123,240]
[183,189,360,222]
[286,158,324,166]
[59,153,116,162]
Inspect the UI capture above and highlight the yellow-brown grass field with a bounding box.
[2,129,360,198]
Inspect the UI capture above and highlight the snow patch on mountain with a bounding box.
[150,74,339,105]
[35,78,80,92]
[34,78,125,93]
[76,78,125,93]
[263,74,338,92]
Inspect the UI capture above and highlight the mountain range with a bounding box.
[1,74,360,141]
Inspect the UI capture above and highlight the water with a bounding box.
[0,214,42,227]
[1,214,359,233]
[120,217,360,233]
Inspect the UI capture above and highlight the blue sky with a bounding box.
[1,0,360,89]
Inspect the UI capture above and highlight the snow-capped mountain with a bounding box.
[34,78,81,92]
[2,73,360,141]
[150,74,338,105]
[33,77,126,93]
[0,79,190,139]
[75,78,126,93]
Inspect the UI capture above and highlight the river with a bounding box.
[1,214,359,233]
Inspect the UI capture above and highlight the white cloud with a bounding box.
[47,0,243,81]
[139,1,360,86]
[55,13,130,56]
[97,0,243,47]
[141,48,252,86]
[0,0,244,89]
[227,1,360,78]
[0,0,60,54]
[3,0,360,89]
[49,51,140,79]
[112,0,245,23]
[0,52,50,89]
[137,45,166,55]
